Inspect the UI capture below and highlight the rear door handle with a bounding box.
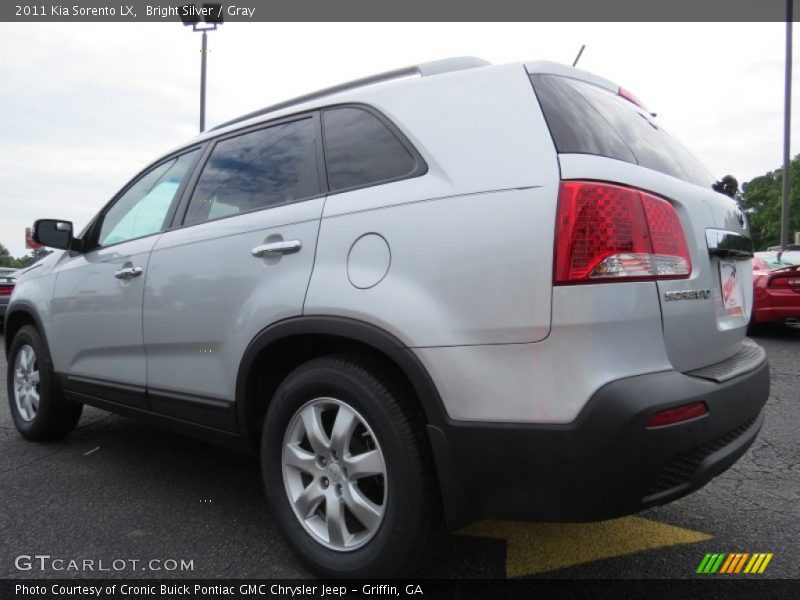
[114,266,143,279]
[250,240,302,257]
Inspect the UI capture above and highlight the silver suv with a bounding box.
[6,58,769,577]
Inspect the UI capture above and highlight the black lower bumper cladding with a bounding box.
[431,357,770,526]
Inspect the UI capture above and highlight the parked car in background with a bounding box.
[0,268,18,328]
[6,58,770,577]
[766,244,800,252]
[751,250,800,329]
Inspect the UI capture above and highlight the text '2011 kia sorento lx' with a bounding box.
[6,58,769,578]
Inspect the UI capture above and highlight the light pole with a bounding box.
[181,3,224,133]
[781,0,793,250]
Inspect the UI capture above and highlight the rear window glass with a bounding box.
[322,107,420,192]
[530,74,713,187]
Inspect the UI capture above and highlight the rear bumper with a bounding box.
[753,286,800,323]
[0,301,7,320]
[753,302,800,323]
[429,348,769,527]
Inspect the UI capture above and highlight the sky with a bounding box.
[0,22,796,257]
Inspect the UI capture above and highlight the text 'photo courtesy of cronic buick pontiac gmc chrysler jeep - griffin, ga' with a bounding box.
[5,58,769,578]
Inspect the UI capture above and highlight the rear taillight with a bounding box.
[554,181,692,285]
[646,402,708,428]
[769,273,800,289]
[0,285,13,295]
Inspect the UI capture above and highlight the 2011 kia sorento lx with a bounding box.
[6,58,769,577]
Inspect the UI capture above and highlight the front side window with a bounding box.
[183,118,320,226]
[98,150,199,247]
[322,107,420,192]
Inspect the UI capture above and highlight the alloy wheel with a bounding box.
[281,397,387,551]
[13,344,40,422]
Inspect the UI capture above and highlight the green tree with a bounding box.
[0,244,52,269]
[740,155,800,250]
[0,243,16,268]
[16,247,52,267]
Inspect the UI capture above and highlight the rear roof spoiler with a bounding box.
[525,60,619,93]
[213,56,491,131]
[525,60,651,112]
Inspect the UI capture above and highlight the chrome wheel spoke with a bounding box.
[343,483,383,531]
[345,449,385,480]
[300,405,330,455]
[294,482,325,519]
[19,393,31,417]
[325,495,349,547]
[30,370,40,386]
[19,347,30,370]
[284,443,317,474]
[29,389,40,411]
[330,404,357,457]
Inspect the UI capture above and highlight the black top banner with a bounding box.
[0,0,797,22]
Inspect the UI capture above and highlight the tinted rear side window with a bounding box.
[323,107,421,192]
[531,74,713,187]
[184,117,320,226]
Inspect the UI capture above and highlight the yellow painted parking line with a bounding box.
[758,553,773,573]
[460,516,712,578]
[744,554,759,573]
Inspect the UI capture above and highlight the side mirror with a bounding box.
[32,219,74,250]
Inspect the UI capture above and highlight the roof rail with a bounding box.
[211,56,490,131]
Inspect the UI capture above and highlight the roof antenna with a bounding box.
[572,44,586,67]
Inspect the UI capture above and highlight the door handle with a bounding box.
[250,240,302,257]
[114,266,143,279]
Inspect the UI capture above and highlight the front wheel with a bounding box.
[7,325,82,440]
[261,354,442,578]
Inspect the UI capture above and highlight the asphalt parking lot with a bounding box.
[0,328,798,580]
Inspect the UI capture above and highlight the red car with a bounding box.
[751,251,800,327]
[0,271,17,327]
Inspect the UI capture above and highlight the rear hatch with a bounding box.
[529,66,753,372]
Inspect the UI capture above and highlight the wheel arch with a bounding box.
[4,304,47,358]
[236,316,447,444]
[235,316,474,529]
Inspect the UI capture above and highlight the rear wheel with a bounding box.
[7,325,82,440]
[261,354,442,578]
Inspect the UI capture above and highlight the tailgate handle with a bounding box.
[705,229,753,260]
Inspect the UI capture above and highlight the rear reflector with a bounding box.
[0,285,13,295]
[647,402,708,428]
[554,181,692,284]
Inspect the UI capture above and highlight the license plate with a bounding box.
[719,260,744,316]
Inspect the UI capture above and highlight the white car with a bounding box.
[7,57,769,577]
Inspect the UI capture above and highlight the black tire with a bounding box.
[261,354,442,578]
[7,325,82,440]
[747,312,766,336]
